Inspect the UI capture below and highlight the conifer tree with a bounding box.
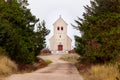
[73,0,120,63]
[0,0,49,64]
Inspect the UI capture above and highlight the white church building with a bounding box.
[49,16,72,53]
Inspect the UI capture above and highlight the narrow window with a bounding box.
[57,27,59,30]
[61,27,63,30]
[59,35,61,38]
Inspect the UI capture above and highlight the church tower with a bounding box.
[49,16,72,53]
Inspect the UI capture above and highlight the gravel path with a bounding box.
[5,54,83,80]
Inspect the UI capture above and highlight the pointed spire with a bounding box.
[53,15,68,25]
[59,15,61,18]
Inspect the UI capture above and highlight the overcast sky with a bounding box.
[28,0,90,48]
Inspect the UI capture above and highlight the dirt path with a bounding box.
[5,54,83,80]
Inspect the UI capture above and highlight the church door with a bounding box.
[58,45,63,51]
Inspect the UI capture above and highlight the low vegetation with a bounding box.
[0,47,17,79]
[40,48,51,55]
[17,58,47,73]
[76,63,120,80]
[0,47,50,79]
[44,60,52,65]
[0,55,17,76]
[89,64,120,80]
[60,54,80,63]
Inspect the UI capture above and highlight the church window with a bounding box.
[61,27,63,30]
[59,35,61,38]
[57,27,60,30]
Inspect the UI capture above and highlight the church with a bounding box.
[49,16,72,53]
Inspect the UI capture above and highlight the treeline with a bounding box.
[74,0,120,63]
[0,0,50,64]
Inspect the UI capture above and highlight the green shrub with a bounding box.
[44,60,52,65]
[0,47,6,56]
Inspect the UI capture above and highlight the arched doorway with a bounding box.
[58,44,63,51]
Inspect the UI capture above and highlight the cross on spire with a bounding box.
[59,15,61,18]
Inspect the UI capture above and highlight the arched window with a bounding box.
[59,35,61,38]
[61,26,63,30]
[57,27,59,30]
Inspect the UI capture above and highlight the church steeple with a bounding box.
[59,15,61,18]
[49,16,72,53]
[53,15,68,26]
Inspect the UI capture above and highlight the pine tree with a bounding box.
[34,21,50,56]
[0,0,49,64]
[73,0,120,63]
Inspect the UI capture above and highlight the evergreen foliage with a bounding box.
[73,0,120,63]
[34,21,50,57]
[0,0,49,64]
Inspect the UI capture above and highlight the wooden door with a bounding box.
[58,45,63,51]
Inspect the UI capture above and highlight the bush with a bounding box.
[40,48,51,55]
[68,49,76,54]
[16,51,36,64]
[18,58,47,72]
[0,47,6,56]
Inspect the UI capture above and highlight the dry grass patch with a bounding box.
[0,55,17,80]
[0,47,17,74]
[70,53,120,80]
[83,64,120,80]
[0,55,17,75]
[76,61,120,80]
[0,47,17,79]
[60,54,80,63]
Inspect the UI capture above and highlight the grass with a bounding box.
[76,62,120,80]
[60,53,80,63]
[0,57,51,80]
[0,47,17,80]
[44,60,52,65]
[0,55,17,79]
[88,64,120,80]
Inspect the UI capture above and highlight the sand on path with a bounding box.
[5,54,83,80]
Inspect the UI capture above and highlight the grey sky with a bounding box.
[28,0,90,48]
